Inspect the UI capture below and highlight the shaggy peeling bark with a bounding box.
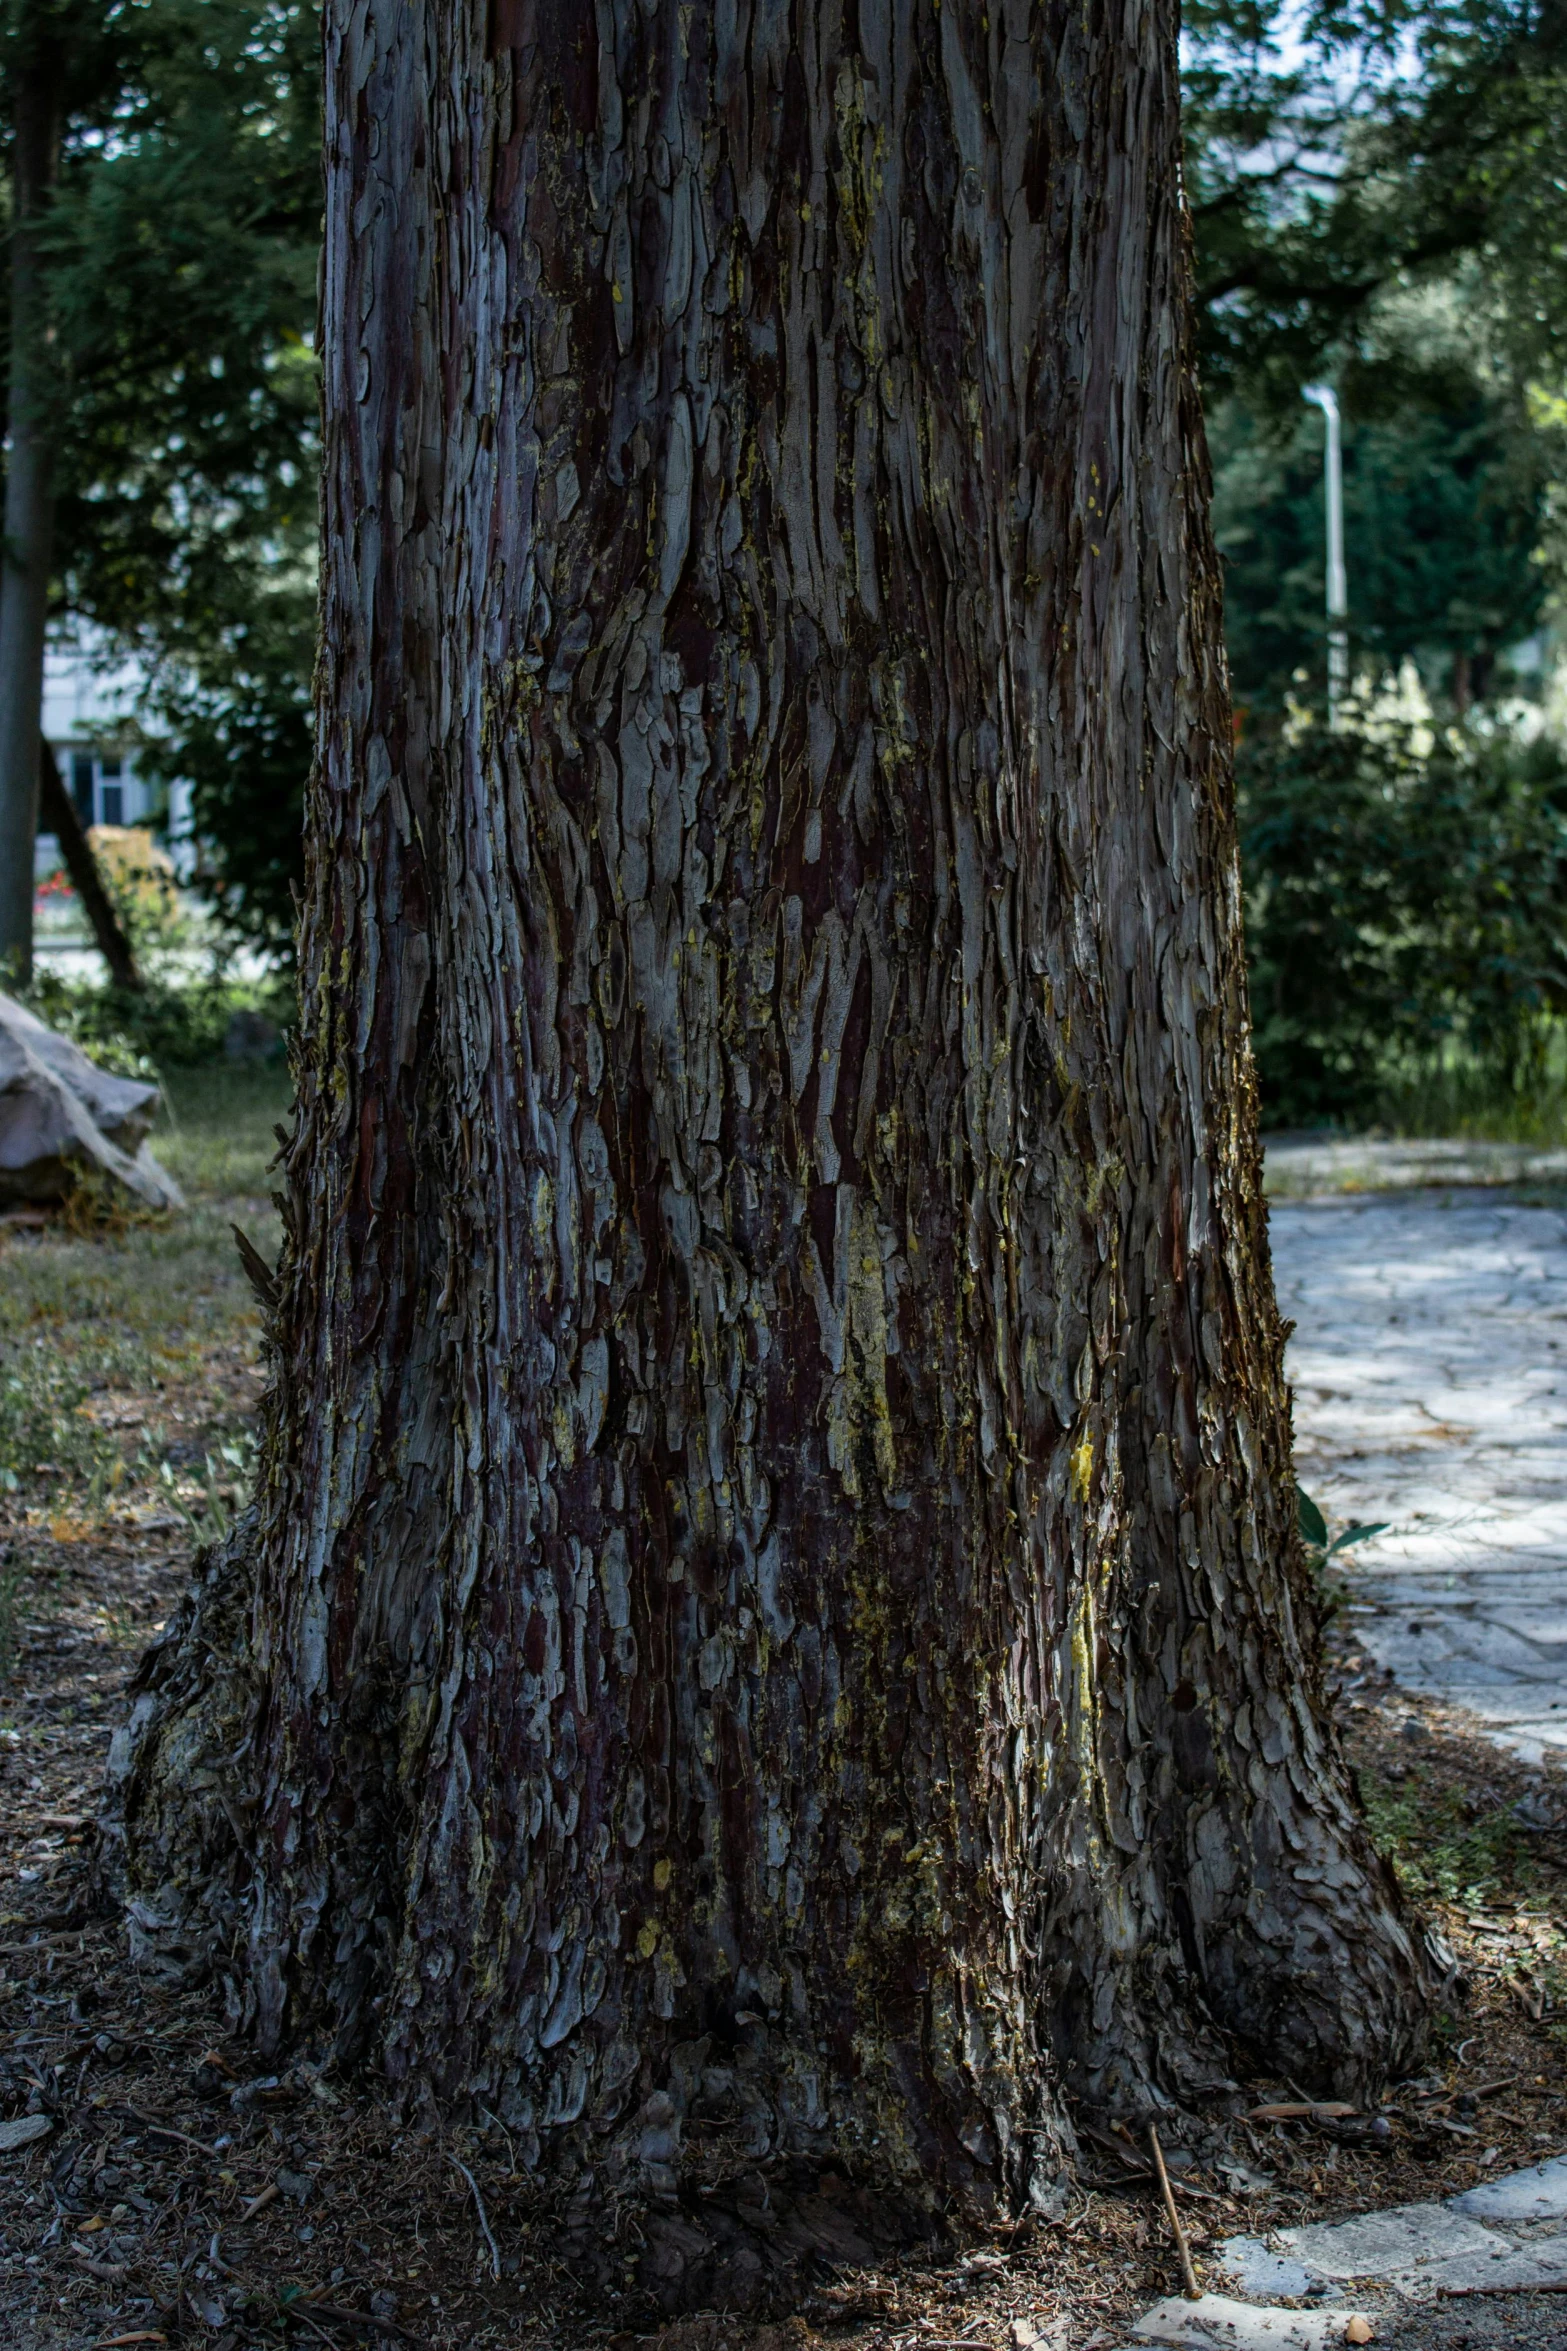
[116,0,1434,2271]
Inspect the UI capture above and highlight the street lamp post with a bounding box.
[1303,383,1348,725]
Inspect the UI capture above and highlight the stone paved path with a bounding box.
[1269,1189,1567,1764]
[1127,2155,1567,2347]
[1125,1160,1567,2344]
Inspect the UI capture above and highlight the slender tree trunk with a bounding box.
[37,740,143,991]
[116,0,1435,2292]
[0,44,60,985]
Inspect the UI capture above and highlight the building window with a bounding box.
[54,744,136,829]
[99,753,123,826]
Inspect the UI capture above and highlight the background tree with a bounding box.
[1184,3,1567,1125]
[1213,303,1550,717]
[115,0,1434,2296]
[0,0,96,980]
[1185,0,1567,407]
[0,0,318,972]
[1187,0,1567,710]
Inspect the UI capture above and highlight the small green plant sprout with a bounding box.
[156,1433,257,1548]
[1297,1486,1389,1560]
[1297,1486,1390,1618]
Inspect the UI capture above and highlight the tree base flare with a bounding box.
[107,1513,1441,2280]
[104,1519,260,2001]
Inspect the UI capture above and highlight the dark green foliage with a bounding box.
[1214,377,1549,716]
[20,963,293,1077]
[135,594,314,950]
[0,0,318,944]
[1239,713,1567,1124]
[36,1,320,656]
[1185,1,1567,407]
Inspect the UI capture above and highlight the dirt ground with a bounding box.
[3,1110,1565,2350]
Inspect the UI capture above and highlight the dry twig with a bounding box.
[447,2153,501,2281]
[1148,2127,1200,2301]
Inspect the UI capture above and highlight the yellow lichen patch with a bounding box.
[636,1920,660,1959]
[1083,1153,1125,1217]
[827,1198,898,1501]
[652,1857,672,1891]
[1070,1577,1101,1787]
[1070,1437,1094,1501]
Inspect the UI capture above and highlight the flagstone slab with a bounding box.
[1133,2293,1371,2350]
[1417,2236,1567,2294]
[1450,2155,1567,2224]
[1270,1192,1567,1760]
[1217,2239,1327,2300]
[1277,2202,1511,2281]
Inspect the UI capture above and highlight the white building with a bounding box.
[36,635,193,877]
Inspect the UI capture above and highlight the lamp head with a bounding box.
[1303,382,1339,420]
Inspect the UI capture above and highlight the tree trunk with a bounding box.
[116,0,1435,2285]
[37,740,143,991]
[0,38,61,986]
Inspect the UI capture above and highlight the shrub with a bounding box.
[1237,702,1567,1126]
[18,967,294,1078]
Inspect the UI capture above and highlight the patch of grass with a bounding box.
[0,1061,287,1561]
[1373,1022,1567,1144]
[154,1059,294,1201]
[1361,1766,1542,1910]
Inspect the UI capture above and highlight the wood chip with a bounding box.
[147,2122,218,2155]
[72,2243,128,2279]
[1247,2101,1358,2122]
[0,2112,53,2152]
[241,2179,279,2220]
